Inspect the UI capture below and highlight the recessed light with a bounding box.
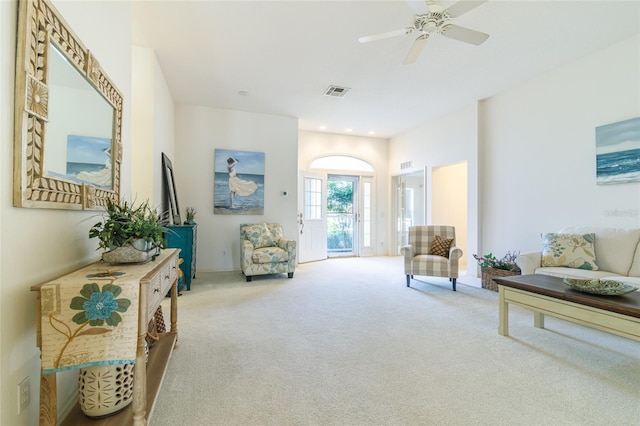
[319,125,327,130]
[346,128,353,132]
[368,131,376,135]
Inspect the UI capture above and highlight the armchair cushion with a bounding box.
[252,247,289,264]
[430,235,453,258]
[541,232,598,270]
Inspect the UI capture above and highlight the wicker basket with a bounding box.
[481,266,520,291]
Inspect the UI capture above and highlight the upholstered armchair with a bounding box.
[401,225,463,291]
[240,223,296,282]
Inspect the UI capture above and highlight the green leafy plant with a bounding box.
[89,199,166,259]
[184,207,197,224]
[473,251,521,272]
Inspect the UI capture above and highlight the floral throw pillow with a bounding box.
[244,223,276,249]
[541,233,598,270]
[430,235,453,258]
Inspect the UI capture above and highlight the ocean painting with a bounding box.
[596,117,640,185]
[66,135,113,189]
[214,149,264,215]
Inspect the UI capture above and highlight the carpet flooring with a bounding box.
[152,256,639,426]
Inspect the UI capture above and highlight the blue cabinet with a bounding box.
[165,224,197,290]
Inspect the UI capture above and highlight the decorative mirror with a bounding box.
[14,0,123,210]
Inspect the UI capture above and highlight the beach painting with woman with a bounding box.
[214,149,264,215]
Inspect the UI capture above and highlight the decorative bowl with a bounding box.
[563,278,638,296]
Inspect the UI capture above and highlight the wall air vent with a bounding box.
[324,85,351,98]
[400,161,412,170]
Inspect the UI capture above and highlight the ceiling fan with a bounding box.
[359,0,490,65]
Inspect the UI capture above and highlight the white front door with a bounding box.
[298,171,327,263]
[327,175,358,257]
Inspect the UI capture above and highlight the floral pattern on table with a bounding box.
[40,269,140,374]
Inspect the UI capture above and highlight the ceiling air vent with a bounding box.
[324,85,351,98]
[400,161,412,170]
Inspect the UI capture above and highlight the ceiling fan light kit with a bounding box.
[359,0,490,64]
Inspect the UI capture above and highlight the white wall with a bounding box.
[1,1,133,425]
[174,105,299,272]
[132,46,155,203]
[132,46,175,208]
[389,103,480,266]
[298,131,389,255]
[152,54,176,209]
[480,35,640,257]
[432,161,468,269]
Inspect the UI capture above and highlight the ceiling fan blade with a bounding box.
[445,0,488,18]
[358,27,413,43]
[441,24,489,45]
[403,34,429,65]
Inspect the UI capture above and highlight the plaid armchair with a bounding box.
[240,223,296,282]
[400,225,463,291]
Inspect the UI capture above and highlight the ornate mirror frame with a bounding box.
[14,0,123,210]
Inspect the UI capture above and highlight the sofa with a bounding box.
[240,223,296,282]
[515,227,640,285]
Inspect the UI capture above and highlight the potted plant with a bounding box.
[184,207,197,225]
[473,251,521,291]
[89,199,166,262]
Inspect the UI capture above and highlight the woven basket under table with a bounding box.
[481,266,520,291]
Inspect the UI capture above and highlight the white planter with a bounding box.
[78,363,134,418]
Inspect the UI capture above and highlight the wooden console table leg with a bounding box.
[39,374,57,426]
[133,287,148,426]
[132,331,148,425]
[534,311,545,329]
[498,285,509,336]
[170,281,178,338]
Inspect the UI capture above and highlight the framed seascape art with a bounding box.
[64,135,113,189]
[596,117,640,185]
[214,149,265,215]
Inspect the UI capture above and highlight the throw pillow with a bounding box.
[269,224,283,243]
[541,233,598,270]
[244,223,276,249]
[430,235,453,258]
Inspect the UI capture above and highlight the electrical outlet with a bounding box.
[18,377,30,415]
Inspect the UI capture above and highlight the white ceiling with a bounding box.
[132,1,640,139]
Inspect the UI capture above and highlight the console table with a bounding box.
[494,274,640,342]
[31,249,180,426]
[165,224,197,290]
